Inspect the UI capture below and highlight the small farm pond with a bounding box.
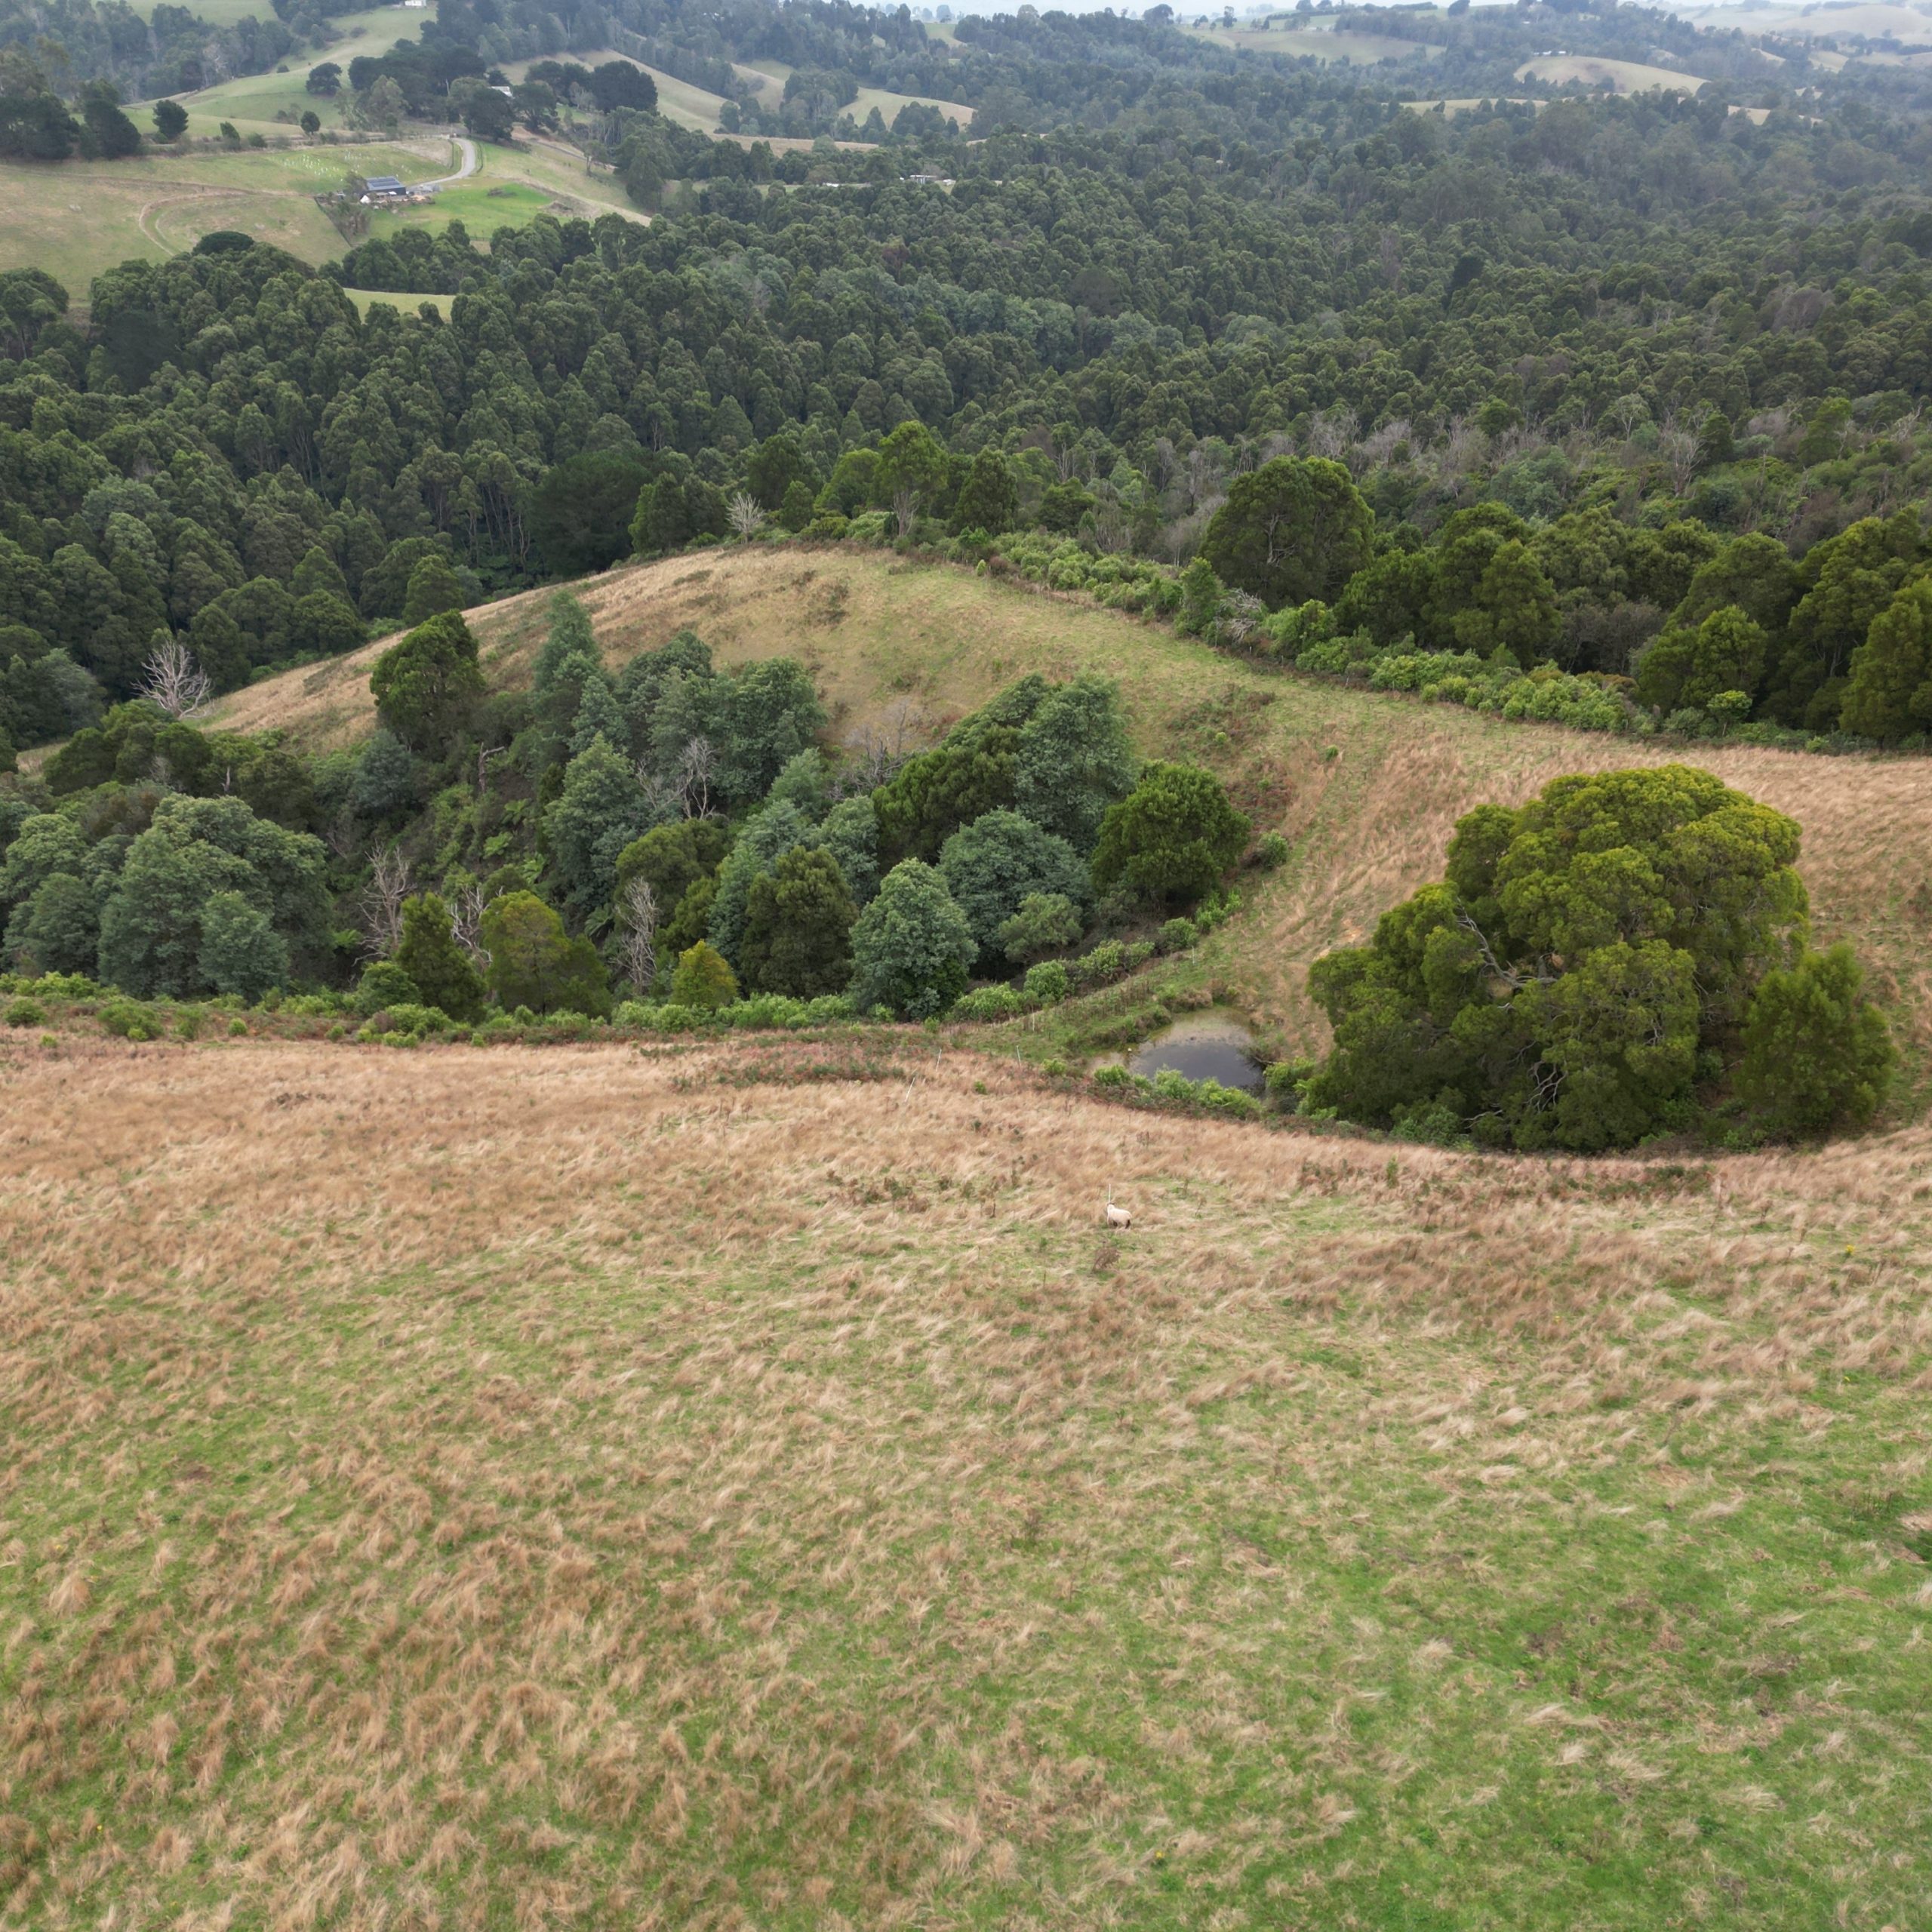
[1108,1011,1267,1095]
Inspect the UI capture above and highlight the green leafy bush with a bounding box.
[1067,939,1125,990]
[849,860,975,1019]
[1091,764,1251,907]
[669,940,740,1011]
[1736,943,1894,1137]
[5,997,46,1027]
[951,983,1028,1022]
[355,958,422,1017]
[99,998,161,1041]
[1023,960,1070,1005]
[1303,766,1830,1151]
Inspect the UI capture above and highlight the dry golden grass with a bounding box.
[208,547,1932,1104]
[2,1032,1931,1925]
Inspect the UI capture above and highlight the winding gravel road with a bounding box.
[420,137,478,189]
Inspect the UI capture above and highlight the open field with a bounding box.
[629,62,734,132]
[1192,23,1444,63]
[162,7,429,138]
[0,132,641,296]
[1404,94,1543,114]
[340,285,453,315]
[740,60,977,131]
[1663,0,1932,40]
[1515,54,1707,93]
[497,51,732,140]
[848,81,976,130]
[2,1005,1932,1927]
[363,137,646,241]
[0,139,445,294]
[205,544,1932,1112]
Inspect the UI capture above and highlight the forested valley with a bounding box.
[5,0,1932,1151]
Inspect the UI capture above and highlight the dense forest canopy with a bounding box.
[9,54,1932,751]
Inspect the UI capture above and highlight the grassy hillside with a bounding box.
[0,139,443,292]
[165,6,429,138]
[741,60,977,132]
[0,131,641,295]
[1191,23,1444,64]
[1513,55,1706,94]
[2,1023,1930,1928]
[208,545,1932,1105]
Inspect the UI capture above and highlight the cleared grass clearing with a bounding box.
[1192,23,1444,62]
[206,545,1932,1108]
[1665,0,1932,40]
[165,8,429,137]
[340,285,452,315]
[1404,94,1543,114]
[0,132,639,292]
[1,1029,1930,1927]
[737,58,973,128]
[0,140,451,291]
[1515,54,1707,93]
[629,63,734,131]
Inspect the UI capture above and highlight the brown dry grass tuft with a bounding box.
[3,1032,1932,1925]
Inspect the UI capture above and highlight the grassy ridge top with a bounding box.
[2,1029,1930,1927]
[208,545,1932,1100]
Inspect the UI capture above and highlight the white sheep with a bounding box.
[1104,1198,1131,1229]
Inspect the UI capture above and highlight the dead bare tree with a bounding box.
[1658,415,1699,496]
[139,636,213,719]
[677,736,715,818]
[728,491,766,541]
[615,877,658,995]
[360,845,413,959]
[892,485,918,537]
[448,881,490,970]
[841,697,924,792]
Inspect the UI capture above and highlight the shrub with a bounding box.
[1390,1091,1466,1146]
[1091,763,1251,907]
[1158,916,1198,952]
[1263,1060,1312,1106]
[669,940,739,1011]
[997,891,1083,964]
[5,997,46,1027]
[1068,939,1125,990]
[99,998,161,1041]
[1092,1063,1133,1088]
[1736,943,1894,1137]
[355,958,422,1017]
[1254,832,1291,870]
[1023,959,1070,1005]
[1302,766,1817,1152]
[394,893,486,1021]
[951,983,1027,1022]
[370,1001,453,1038]
[848,859,975,1019]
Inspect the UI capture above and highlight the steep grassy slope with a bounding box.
[1,1029,1930,1928]
[207,546,1932,1105]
